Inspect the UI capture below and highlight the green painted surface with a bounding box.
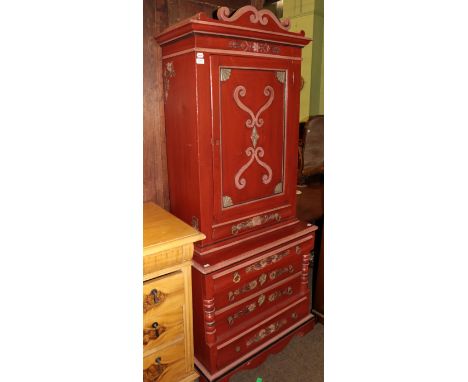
[310,0,323,116]
[283,0,324,119]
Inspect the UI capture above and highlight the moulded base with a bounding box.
[195,316,315,382]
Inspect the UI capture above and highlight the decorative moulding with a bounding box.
[217,5,291,32]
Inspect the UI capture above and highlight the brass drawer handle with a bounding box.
[143,356,166,382]
[143,322,166,345]
[143,289,166,313]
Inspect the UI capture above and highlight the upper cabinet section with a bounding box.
[158,6,310,249]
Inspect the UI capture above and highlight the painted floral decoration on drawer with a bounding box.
[231,212,281,235]
[246,318,288,346]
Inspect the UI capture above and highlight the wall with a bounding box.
[283,0,323,121]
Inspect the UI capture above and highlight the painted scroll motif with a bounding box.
[233,85,274,190]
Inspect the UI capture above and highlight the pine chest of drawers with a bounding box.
[156,5,316,381]
[143,203,205,382]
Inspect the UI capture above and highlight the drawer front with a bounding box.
[143,304,184,352]
[143,339,186,382]
[216,297,309,370]
[143,271,184,315]
[212,243,304,308]
[215,273,302,340]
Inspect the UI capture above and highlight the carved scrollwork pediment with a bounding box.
[216,6,291,32]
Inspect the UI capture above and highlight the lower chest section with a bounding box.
[191,226,315,374]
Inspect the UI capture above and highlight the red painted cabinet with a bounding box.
[157,5,315,381]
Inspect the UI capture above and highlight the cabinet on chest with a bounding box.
[156,5,315,381]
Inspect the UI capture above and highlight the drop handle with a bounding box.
[143,322,164,345]
[152,322,160,337]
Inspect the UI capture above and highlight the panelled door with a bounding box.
[210,55,294,227]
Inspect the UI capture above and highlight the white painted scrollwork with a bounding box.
[217,6,291,31]
[233,85,274,132]
[234,147,273,189]
[233,85,274,190]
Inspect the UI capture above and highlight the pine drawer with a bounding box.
[143,338,186,382]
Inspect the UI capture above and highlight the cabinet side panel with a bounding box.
[163,52,201,227]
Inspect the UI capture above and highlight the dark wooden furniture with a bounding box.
[298,115,324,183]
[296,115,324,323]
[156,6,316,381]
[313,225,324,323]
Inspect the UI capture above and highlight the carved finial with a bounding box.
[216,5,291,31]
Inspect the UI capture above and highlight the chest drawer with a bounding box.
[143,339,186,382]
[215,273,302,341]
[143,271,184,314]
[212,243,304,308]
[216,296,309,370]
[143,304,184,352]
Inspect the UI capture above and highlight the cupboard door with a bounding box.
[210,55,295,227]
